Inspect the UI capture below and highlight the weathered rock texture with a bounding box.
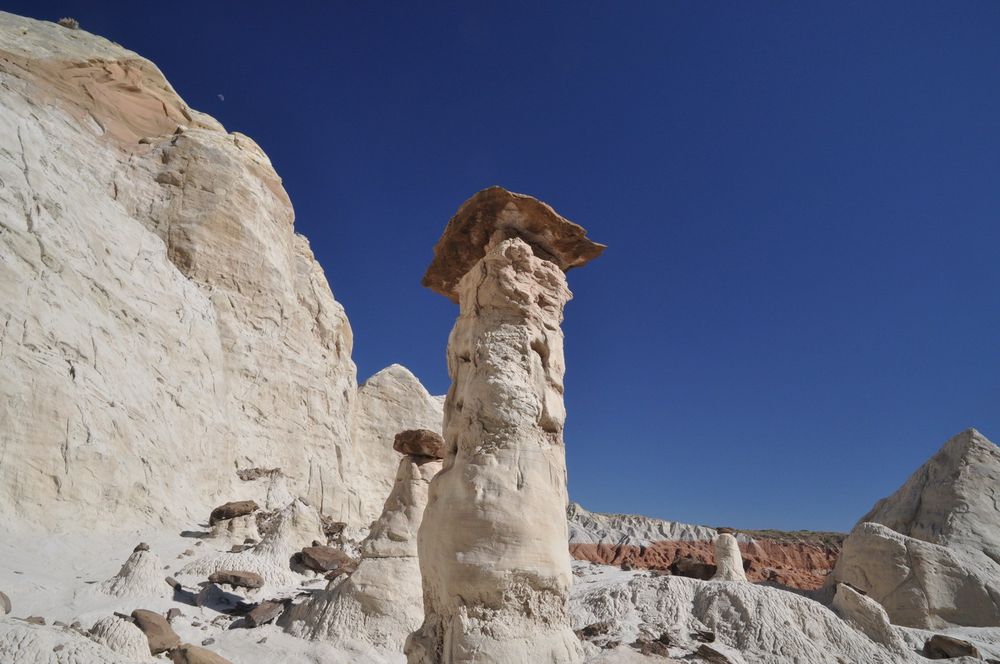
[0,11,442,532]
[0,618,138,663]
[99,546,166,598]
[284,454,442,651]
[88,615,152,660]
[567,503,841,590]
[571,565,920,663]
[408,189,603,664]
[830,428,1000,628]
[711,534,747,582]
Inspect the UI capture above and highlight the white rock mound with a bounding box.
[830,428,1000,628]
[0,618,139,664]
[283,453,442,651]
[88,616,152,660]
[99,545,166,598]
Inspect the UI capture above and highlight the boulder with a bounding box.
[393,429,446,459]
[170,643,234,664]
[131,608,180,654]
[209,500,259,526]
[247,600,285,628]
[208,570,264,589]
[300,545,355,573]
[670,556,716,581]
[923,634,981,659]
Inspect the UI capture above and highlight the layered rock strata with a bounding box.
[567,503,840,590]
[407,188,604,664]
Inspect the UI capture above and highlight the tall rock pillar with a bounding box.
[406,187,604,664]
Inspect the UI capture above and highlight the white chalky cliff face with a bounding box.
[0,12,440,532]
[408,189,604,664]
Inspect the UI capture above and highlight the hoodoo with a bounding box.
[406,187,604,664]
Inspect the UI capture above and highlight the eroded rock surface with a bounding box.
[408,190,602,664]
[830,429,1000,628]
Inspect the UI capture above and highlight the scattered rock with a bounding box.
[697,643,735,663]
[691,629,716,643]
[632,632,671,656]
[236,467,281,481]
[26,616,45,625]
[392,429,446,459]
[134,542,150,552]
[201,637,215,646]
[169,643,234,664]
[166,576,180,588]
[0,591,10,615]
[575,621,613,640]
[131,608,180,654]
[321,517,347,539]
[209,500,259,526]
[167,608,183,622]
[300,545,354,573]
[208,570,264,589]
[246,600,284,628]
[670,556,716,580]
[923,634,981,659]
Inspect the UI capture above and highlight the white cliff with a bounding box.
[0,11,440,533]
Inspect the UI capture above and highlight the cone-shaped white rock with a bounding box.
[712,534,748,582]
[407,224,598,663]
[99,547,166,598]
[283,454,441,650]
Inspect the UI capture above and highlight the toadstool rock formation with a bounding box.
[283,448,442,651]
[99,544,167,598]
[711,534,748,582]
[406,187,604,664]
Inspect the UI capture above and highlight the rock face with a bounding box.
[711,534,747,582]
[407,190,603,664]
[0,11,442,532]
[567,503,841,590]
[283,453,441,651]
[830,429,1000,628]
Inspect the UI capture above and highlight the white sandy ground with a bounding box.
[4,524,1000,663]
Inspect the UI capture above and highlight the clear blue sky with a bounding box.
[13,2,999,532]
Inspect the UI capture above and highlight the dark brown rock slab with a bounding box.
[669,555,716,581]
[301,545,355,573]
[209,500,259,526]
[208,570,264,589]
[169,643,234,664]
[697,644,735,663]
[246,600,285,628]
[422,186,605,301]
[923,634,981,659]
[131,608,180,654]
[393,429,446,459]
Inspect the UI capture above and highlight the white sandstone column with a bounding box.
[712,533,748,582]
[407,187,604,664]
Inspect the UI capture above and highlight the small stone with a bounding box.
[0,590,10,614]
[201,637,215,646]
[208,570,264,589]
[692,629,716,643]
[131,608,181,654]
[134,542,150,552]
[209,500,259,526]
[165,576,180,588]
[26,616,45,625]
[923,634,980,659]
[574,621,612,640]
[167,608,183,621]
[53,644,64,652]
[393,429,446,459]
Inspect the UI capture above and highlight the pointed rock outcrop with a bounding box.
[830,428,1000,628]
